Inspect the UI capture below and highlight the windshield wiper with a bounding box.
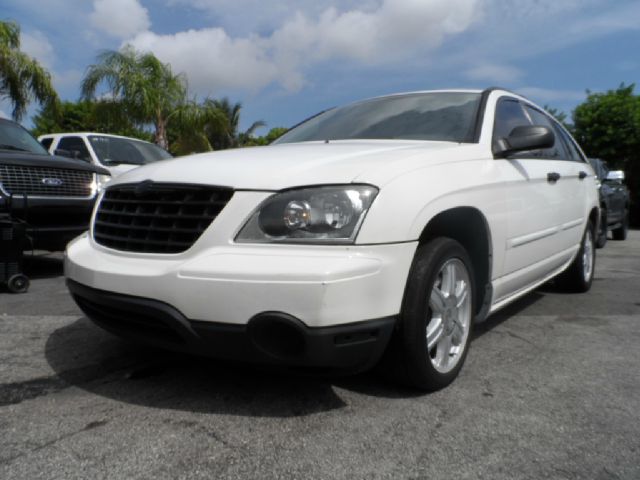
[0,144,30,152]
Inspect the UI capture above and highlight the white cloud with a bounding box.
[128,0,480,94]
[20,31,55,68]
[90,0,150,39]
[465,64,523,83]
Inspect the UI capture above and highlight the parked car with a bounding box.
[0,119,108,251]
[38,133,172,187]
[65,88,599,390]
[588,158,630,247]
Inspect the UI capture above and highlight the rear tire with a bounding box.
[381,238,475,391]
[612,209,628,240]
[556,221,595,293]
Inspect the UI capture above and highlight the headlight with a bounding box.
[91,174,112,195]
[236,185,378,244]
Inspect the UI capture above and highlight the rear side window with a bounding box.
[558,128,585,162]
[57,136,91,162]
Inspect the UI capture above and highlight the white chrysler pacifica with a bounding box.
[65,88,599,390]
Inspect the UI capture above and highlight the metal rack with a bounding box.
[0,187,29,293]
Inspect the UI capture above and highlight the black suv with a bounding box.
[588,158,630,248]
[0,118,108,251]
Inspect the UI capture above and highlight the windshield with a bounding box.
[88,135,172,166]
[274,92,482,144]
[0,120,49,155]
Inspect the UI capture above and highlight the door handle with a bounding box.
[547,172,561,183]
[578,171,588,179]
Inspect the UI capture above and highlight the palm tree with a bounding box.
[170,98,227,155]
[81,46,186,149]
[207,97,265,149]
[0,20,58,121]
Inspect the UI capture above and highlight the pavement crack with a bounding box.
[491,328,541,349]
[0,419,108,466]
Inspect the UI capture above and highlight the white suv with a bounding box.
[65,89,599,390]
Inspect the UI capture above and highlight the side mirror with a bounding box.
[54,148,74,158]
[605,170,624,182]
[494,125,554,158]
[55,149,90,162]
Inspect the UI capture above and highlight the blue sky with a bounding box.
[2,0,640,134]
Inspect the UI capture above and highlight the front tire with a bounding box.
[382,238,475,391]
[556,221,595,293]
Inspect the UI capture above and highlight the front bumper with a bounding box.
[68,279,396,371]
[65,233,417,368]
[65,234,416,328]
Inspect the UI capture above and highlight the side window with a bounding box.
[493,99,531,142]
[523,106,569,160]
[40,138,53,151]
[57,136,91,162]
[558,128,585,163]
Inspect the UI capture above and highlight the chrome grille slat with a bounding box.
[93,183,233,254]
[0,164,93,197]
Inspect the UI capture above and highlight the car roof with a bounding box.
[38,132,155,144]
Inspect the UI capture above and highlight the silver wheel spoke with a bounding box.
[430,288,447,314]
[442,263,457,296]
[455,280,468,308]
[436,334,453,369]
[451,320,464,346]
[427,317,444,350]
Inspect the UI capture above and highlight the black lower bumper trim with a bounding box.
[67,279,396,372]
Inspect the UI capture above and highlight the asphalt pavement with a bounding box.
[1,232,639,479]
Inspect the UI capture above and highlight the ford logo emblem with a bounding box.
[42,177,64,186]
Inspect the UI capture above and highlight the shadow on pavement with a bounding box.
[22,252,64,279]
[43,289,551,414]
[44,317,406,417]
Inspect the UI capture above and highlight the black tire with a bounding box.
[612,208,628,241]
[595,210,607,248]
[556,221,595,293]
[381,238,475,391]
[7,274,29,294]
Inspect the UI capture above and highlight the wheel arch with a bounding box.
[417,206,493,323]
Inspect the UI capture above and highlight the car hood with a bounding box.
[111,140,478,190]
[103,163,143,178]
[0,151,110,175]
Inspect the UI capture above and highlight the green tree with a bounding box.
[168,98,227,156]
[31,99,151,140]
[81,46,186,149]
[572,83,640,224]
[0,19,58,120]
[242,126,288,147]
[206,97,265,149]
[544,105,571,131]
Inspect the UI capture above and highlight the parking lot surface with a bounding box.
[1,232,639,479]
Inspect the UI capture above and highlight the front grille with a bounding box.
[0,164,93,197]
[93,183,233,254]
